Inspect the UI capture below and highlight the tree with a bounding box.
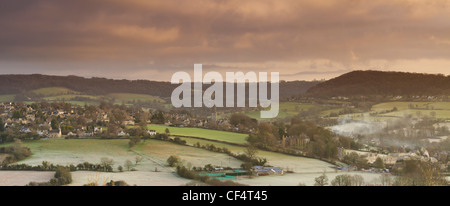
[244,145,258,160]
[100,157,115,172]
[51,119,59,130]
[314,172,329,186]
[378,174,392,186]
[420,162,447,186]
[124,160,134,171]
[117,165,123,172]
[373,157,385,169]
[135,156,144,165]
[128,136,141,148]
[54,166,72,185]
[167,155,180,167]
[165,128,170,135]
[331,174,352,186]
[351,174,365,186]
[0,118,4,132]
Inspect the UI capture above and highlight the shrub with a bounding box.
[167,155,180,167]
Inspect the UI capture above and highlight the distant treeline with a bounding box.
[307,70,450,98]
[0,74,319,98]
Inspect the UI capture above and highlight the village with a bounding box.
[0,101,236,141]
[0,100,448,186]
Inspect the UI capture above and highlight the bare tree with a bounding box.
[314,172,329,186]
[378,173,392,186]
[421,162,447,186]
[245,145,258,160]
[124,159,133,171]
[100,157,115,172]
[351,174,365,186]
[135,156,144,165]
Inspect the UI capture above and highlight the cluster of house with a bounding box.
[167,114,232,130]
[339,147,447,170]
[0,101,236,139]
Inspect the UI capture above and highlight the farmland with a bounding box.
[0,171,55,186]
[32,87,79,96]
[234,171,383,186]
[107,93,166,104]
[16,87,168,108]
[69,171,191,186]
[0,136,341,185]
[1,138,242,185]
[146,124,249,145]
[239,102,321,120]
[133,140,243,168]
[0,95,15,102]
[7,139,144,168]
[178,137,334,173]
[340,101,450,121]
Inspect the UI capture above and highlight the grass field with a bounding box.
[31,87,78,96]
[0,171,55,186]
[134,140,243,168]
[370,102,450,119]
[245,102,319,120]
[69,171,191,186]
[339,101,450,121]
[0,95,15,102]
[108,93,166,104]
[2,139,211,186]
[234,171,384,186]
[2,136,351,186]
[178,136,334,173]
[146,124,249,145]
[43,94,100,101]
[11,139,142,167]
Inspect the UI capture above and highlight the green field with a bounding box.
[17,87,168,108]
[134,140,243,168]
[108,93,166,104]
[231,102,320,120]
[31,87,78,96]
[370,102,450,119]
[0,95,15,102]
[178,136,334,173]
[146,124,248,145]
[339,101,450,121]
[43,94,100,101]
[11,138,244,170]
[11,139,133,165]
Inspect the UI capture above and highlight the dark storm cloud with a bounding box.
[0,0,450,80]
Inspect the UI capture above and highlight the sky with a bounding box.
[0,0,450,81]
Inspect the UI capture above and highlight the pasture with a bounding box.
[0,95,15,102]
[31,87,78,96]
[178,136,335,173]
[107,93,166,104]
[235,171,384,186]
[133,140,243,168]
[69,171,191,186]
[371,102,450,119]
[0,171,55,186]
[146,124,248,145]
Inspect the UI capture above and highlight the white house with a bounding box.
[147,130,157,136]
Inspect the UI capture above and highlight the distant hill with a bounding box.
[0,74,176,98]
[0,74,319,100]
[306,70,450,98]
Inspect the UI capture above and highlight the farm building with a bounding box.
[252,166,284,176]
